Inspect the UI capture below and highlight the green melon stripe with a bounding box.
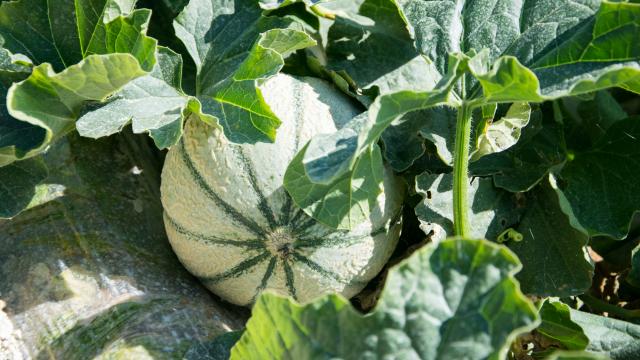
[203,251,271,284]
[231,147,279,230]
[251,256,278,303]
[288,208,306,227]
[292,215,319,236]
[164,213,265,249]
[283,260,298,300]
[295,228,386,249]
[290,252,347,284]
[280,192,294,226]
[292,252,369,287]
[179,140,267,237]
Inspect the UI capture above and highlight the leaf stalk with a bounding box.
[453,103,473,237]
[310,5,336,20]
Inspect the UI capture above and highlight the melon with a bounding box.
[160,74,403,306]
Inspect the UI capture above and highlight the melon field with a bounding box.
[2,0,640,359]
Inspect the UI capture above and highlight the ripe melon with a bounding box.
[160,74,403,306]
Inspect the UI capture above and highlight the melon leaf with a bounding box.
[230,238,538,359]
[293,0,640,234]
[570,308,640,360]
[556,117,640,239]
[0,0,157,218]
[470,115,567,193]
[505,176,594,297]
[7,54,148,155]
[474,113,640,240]
[414,172,594,297]
[0,0,157,165]
[325,0,440,96]
[537,300,589,351]
[0,46,34,167]
[414,173,520,242]
[0,157,47,218]
[76,46,196,149]
[76,25,315,148]
[284,142,385,230]
[173,0,316,143]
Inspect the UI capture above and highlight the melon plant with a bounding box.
[161,74,403,306]
[1,0,640,359]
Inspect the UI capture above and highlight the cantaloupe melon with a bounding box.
[161,74,403,306]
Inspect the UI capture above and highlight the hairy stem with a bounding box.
[310,5,335,20]
[580,294,640,320]
[453,104,472,237]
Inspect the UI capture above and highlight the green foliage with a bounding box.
[537,301,589,351]
[2,0,640,358]
[0,0,316,217]
[0,0,157,217]
[570,308,640,359]
[0,157,47,218]
[172,0,315,142]
[231,238,538,359]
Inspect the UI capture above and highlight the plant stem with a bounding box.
[310,5,336,20]
[580,294,640,320]
[453,104,472,237]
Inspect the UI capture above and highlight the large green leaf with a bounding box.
[537,301,589,351]
[77,25,315,148]
[0,157,47,218]
[8,54,147,154]
[76,47,196,149]
[0,0,143,71]
[570,309,640,360]
[231,238,538,359]
[0,1,158,218]
[414,172,594,297]
[472,91,628,193]
[368,0,638,159]
[173,0,316,143]
[379,0,636,169]
[562,91,628,152]
[0,47,34,167]
[0,0,157,165]
[414,173,520,242]
[471,113,567,192]
[326,0,439,95]
[557,117,640,239]
[284,143,385,230]
[509,176,593,297]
